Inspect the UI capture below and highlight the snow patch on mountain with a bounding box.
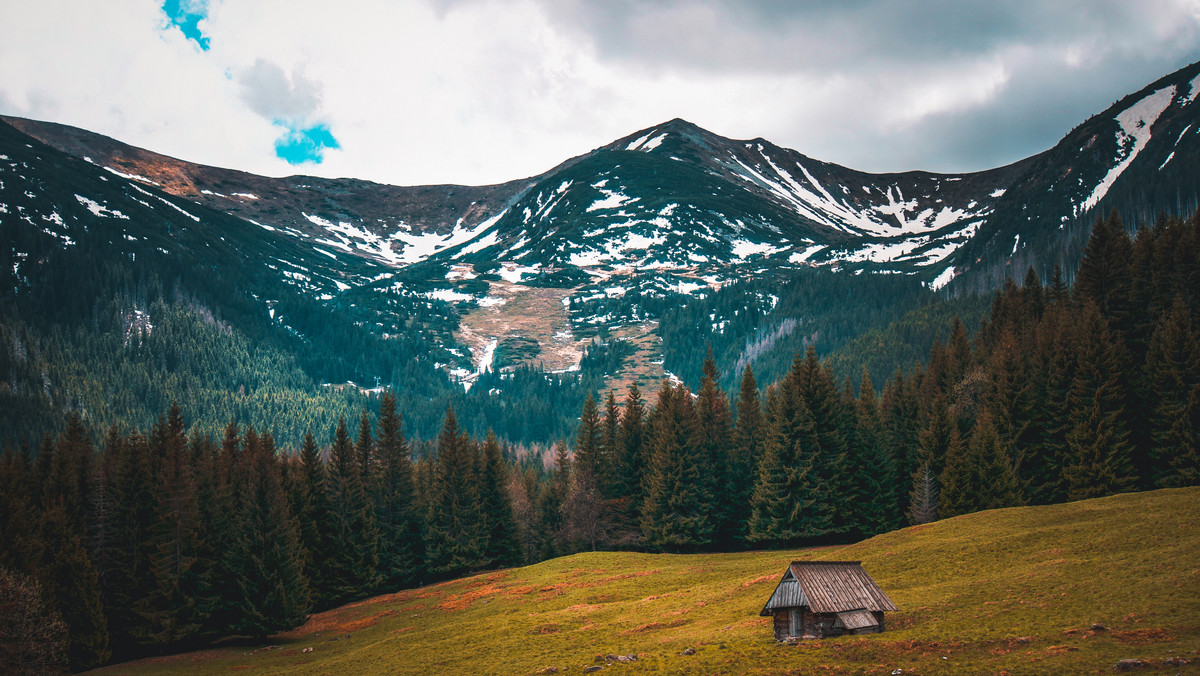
[1079,84,1176,215]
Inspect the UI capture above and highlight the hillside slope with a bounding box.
[95,487,1200,675]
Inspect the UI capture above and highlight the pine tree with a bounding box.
[940,411,1021,517]
[1145,297,1200,487]
[600,390,621,499]
[324,417,381,603]
[425,408,483,578]
[0,442,41,575]
[747,390,813,546]
[478,430,521,567]
[291,431,330,605]
[696,347,735,547]
[640,381,712,551]
[730,365,764,545]
[1062,304,1136,499]
[38,502,110,669]
[614,383,646,534]
[536,441,570,559]
[145,403,205,645]
[373,393,423,591]
[848,370,899,536]
[573,394,603,479]
[229,432,309,637]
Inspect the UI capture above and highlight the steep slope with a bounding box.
[93,487,1200,675]
[951,60,1200,293]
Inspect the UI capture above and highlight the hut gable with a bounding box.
[759,561,897,640]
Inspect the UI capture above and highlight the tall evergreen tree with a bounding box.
[1145,297,1200,487]
[477,430,521,567]
[1061,304,1136,499]
[291,431,330,606]
[324,417,380,603]
[696,348,735,547]
[373,393,423,591]
[229,432,309,637]
[425,408,483,578]
[848,370,899,536]
[38,503,109,670]
[730,365,764,546]
[640,381,711,551]
[747,389,814,546]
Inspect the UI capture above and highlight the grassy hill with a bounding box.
[95,488,1200,675]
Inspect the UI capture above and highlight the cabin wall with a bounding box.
[772,610,789,641]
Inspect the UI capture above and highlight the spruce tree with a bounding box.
[640,381,712,551]
[374,393,423,591]
[38,503,109,669]
[1145,297,1200,487]
[1062,304,1136,499]
[292,431,330,605]
[477,430,521,567]
[696,348,735,547]
[747,390,813,546]
[145,403,204,646]
[730,365,764,545]
[324,417,381,603]
[229,432,309,638]
[425,408,483,578]
[848,370,899,536]
[615,383,646,532]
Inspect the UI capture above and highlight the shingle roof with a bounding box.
[835,609,880,630]
[759,561,897,615]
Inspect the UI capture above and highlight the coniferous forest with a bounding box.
[2,211,1200,672]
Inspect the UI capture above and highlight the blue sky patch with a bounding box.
[162,0,211,50]
[274,122,341,165]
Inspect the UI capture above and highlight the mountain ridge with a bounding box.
[4,59,1200,441]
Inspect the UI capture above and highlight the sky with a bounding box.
[2,1,1199,187]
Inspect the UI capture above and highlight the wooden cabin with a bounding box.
[759,561,897,640]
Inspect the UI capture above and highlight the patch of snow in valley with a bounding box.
[929,266,956,291]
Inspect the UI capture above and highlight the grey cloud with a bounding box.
[237,59,323,122]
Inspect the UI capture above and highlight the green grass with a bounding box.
[95,488,1200,675]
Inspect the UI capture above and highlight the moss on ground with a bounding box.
[94,487,1200,675]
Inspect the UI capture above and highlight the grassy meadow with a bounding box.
[95,487,1200,675]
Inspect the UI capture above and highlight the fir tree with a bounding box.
[38,503,109,669]
[848,370,899,536]
[696,347,735,547]
[229,432,309,638]
[1145,297,1200,487]
[730,365,764,545]
[747,391,813,546]
[478,430,521,567]
[374,393,423,591]
[425,408,483,578]
[640,381,712,551]
[1061,304,1136,499]
[324,417,381,603]
[291,431,330,605]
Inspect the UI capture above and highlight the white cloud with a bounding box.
[1,0,1199,185]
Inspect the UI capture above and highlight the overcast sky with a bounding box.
[2,1,1199,186]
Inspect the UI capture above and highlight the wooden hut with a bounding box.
[759,561,897,640]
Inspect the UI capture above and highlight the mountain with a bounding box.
[4,60,1200,442]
